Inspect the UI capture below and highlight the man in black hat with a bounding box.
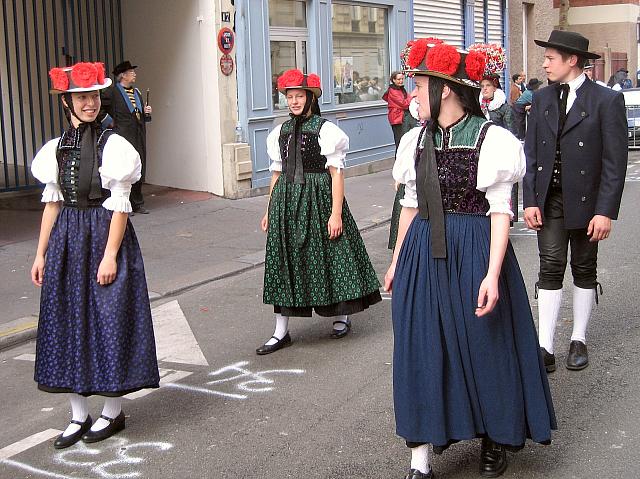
[100,60,152,214]
[512,78,543,140]
[523,30,627,372]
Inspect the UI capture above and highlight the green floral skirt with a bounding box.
[388,183,405,250]
[263,173,381,317]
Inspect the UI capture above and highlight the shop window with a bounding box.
[332,3,389,105]
[269,0,309,110]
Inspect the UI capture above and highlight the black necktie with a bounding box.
[557,83,570,134]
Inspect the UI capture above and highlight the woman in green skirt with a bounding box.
[257,69,382,355]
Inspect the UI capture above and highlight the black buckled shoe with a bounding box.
[256,332,292,355]
[54,415,92,449]
[330,318,351,339]
[404,467,434,479]
[566,340,589,370]
[480,438,507,478]
[81,412,126,443]
[133,206,150,214]
[540,347,556,373]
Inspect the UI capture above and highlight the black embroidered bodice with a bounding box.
[57,126,113,208]
[278,114,328,174]
[417,115,492,214]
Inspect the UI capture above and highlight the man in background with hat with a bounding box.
[100,60,152,214]
[523,30,627,373]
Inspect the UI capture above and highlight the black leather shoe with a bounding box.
[404,468,434,479]
[256,332,292,355]
[480,438,507,477]
[81,412,126,443]
[566,340,589,370]
[330,318,351,339]
[54,415,92,449]
[133,206,150,214]
[540,347,556,373]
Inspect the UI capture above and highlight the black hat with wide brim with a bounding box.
[112,60,137,76]
[534,30,600,59]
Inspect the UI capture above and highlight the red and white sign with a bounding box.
[217,27,234,54]
[220,54,234,76]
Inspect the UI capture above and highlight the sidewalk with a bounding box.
[0,170,396,350]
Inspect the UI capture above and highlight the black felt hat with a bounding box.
[112,60,137,76]
[534,30,600,59]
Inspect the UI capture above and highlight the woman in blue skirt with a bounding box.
[30,62,159,448]
[384,39,556,478]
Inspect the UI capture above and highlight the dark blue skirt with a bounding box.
[392,213,556,450]
[35,206,160,396]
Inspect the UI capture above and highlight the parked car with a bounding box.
[623,88,640,148]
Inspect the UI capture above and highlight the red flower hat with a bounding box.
[49,62,111,94]
[401,37,488,89]
[277,69,322,98]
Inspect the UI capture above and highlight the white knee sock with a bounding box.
[264,314,289,345]
[332,315,349,331]
[410,444,430,474]
[62,394,89,437]
[90,397,122,432]
[571,285,594,344]
[537,288,563,354]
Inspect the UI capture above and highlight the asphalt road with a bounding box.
[1,163,639,478]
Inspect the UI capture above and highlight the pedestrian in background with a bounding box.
[523,30,627,373]
[386,38,555,479]
[31,62,159,449]
[512,78,543,140]
[100,60,152,215]
[479,73,513,132]
[509,73,523,105]
[257,69,381,355]
[382,71,413,150]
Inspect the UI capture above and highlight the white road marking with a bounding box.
[0,429,61,460]
[13,353,36,361]
[124,368,193,400]
[151,300,209,366]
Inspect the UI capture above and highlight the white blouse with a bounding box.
[31,133,142,213]
[392,124,525,217]
[266,121,350,173]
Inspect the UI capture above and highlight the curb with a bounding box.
[0,216,392,352]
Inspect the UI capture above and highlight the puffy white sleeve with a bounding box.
[31,138,64,203]
[319,122,349,172]
[477,125,526,217]
[267,124,283,172]
[392,126,423,208]
[99,134,142,213]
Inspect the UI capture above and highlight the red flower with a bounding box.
[426,43,460,76]
[407,38,429,69]
[71,62,98,88]
[465,50,487,82]
[306,73,321,88]
[49,67,69,91]
[277,69,305,90]
[93,62,106,85]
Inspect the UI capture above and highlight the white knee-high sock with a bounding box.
[332,315,349,331]
[90,397,123,432]
[264,314,289,345]
[410,444,430,474]
[571,285,594,344]
[537,288,563,354]
[62,394,89,437]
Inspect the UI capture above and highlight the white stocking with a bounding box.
[264,314,289,346]
[537,288,563,354]
[571,285,594,344]
[62,394,88,437]
[332,315,349,331]
[410,444,430,474]
[90,397,122,432]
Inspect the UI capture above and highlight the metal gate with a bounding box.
[0,0,124,193]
